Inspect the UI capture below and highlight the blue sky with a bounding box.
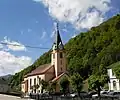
[0,0,119,76]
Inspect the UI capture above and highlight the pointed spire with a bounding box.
[52,22,64,51]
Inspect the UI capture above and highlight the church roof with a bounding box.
[24,64,54,77]
[51,72,68,82]
[52,23,64,50]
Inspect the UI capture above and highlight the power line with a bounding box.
[0,42,50,50]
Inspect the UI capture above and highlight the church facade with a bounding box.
[21,24,67,94]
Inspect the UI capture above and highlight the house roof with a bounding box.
[24,63,54,77]
[52,72,68,82]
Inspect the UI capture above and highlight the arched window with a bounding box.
[34,78,36,85]
[30,79,32,88]
[113,81,117,90]
[53,54,55,59]
[60,52,63,58]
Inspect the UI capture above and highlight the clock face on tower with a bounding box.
[52,43,57,50]
[59,42,63,50]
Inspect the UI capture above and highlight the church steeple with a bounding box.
[52,23,64,51]
[51,23,66,77]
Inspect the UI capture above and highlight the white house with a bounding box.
[108,68,120,91]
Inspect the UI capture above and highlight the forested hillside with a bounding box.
[10,14,120,90]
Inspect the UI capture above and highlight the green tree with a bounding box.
[88,74,109,97]
[70,73,83,96]
[60,76,70,95]
[47,81,57,93]
[41,80,49,93]
[9,14,120,91]
[113,64,120,79]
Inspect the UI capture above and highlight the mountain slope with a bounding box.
[10,14,120,90]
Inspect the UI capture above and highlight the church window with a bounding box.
[60,52,63,58]
[34,78,36,85]
[30,79,32,88]
[39,78,41,85]
[61,67,62,71]
[53,54,55,59]
[60,60,62,65]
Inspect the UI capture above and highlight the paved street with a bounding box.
[0,94,33,100]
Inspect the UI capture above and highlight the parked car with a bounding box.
[88,91,97,98]
[79,91,89,97]
[107,91,120,98]
[40,92,50,98]
[69,93,77,97]
[92,91,108,98]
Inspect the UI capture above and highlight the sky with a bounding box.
[0,0,119,76]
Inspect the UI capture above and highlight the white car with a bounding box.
[92,91,108,98]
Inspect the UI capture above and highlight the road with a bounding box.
[0,94,33,100]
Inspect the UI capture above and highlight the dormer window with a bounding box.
[60,52,63,58]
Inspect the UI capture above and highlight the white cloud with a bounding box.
[0,51,32,76]
[76,11,104,29]
[1,36,26,51]
[71,33,77,38]
[50,30,55,38]
[33,0,111,29]
[40,31,46,39]
[0,44,3,49]
[62,28,68,32]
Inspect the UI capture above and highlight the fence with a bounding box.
[29,94,120,100]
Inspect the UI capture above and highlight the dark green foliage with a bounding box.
[40,80,49,93]
[60,76,70,95]
[10,14,120,90]
[47,81,57,93]
[70,73,83,95]
[88,74,109,97]
[88,64,109,97]
[112,62,120,79]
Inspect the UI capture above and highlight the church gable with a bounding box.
[52,72,69,83]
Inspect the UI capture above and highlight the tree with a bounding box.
[88,74,109,97]
[10,14,120,91]
[47,81,57,93]
[113,64,120,79]
[40,80,49,93]
[70,73,83,96]
[60,76,70,95]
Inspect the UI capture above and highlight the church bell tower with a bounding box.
[51,23,66,77]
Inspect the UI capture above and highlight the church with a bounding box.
[21,24,68,94]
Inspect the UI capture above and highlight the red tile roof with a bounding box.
[52,73,66,82]
[24,64,54,77]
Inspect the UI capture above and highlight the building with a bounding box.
[21,24,68,94]
[108,68,120,91]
